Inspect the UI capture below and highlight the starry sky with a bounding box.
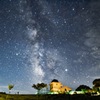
[0,0,100,94]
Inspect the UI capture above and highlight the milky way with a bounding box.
[0,0,100,94]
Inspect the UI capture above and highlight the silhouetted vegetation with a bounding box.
[93,78,100,93]
[93,79,100,86]
[32,83,47,94]
[76,85,92,91]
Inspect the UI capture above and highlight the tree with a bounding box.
[92,78,100,93]
[76,85,92,92]
[8,84,14,94]
[93,79,100,86]
[32,83,47,94]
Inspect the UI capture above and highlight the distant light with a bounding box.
[72,8,75,11]
[82,8,84,10]
[65,69,68,72]
[16,53,19,56]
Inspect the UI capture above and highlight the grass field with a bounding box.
[0,93,100,100]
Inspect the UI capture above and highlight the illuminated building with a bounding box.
[49,79,71,93]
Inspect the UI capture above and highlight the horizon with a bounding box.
[0,78,97,94]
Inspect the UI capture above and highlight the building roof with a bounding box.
[51,79,59,82]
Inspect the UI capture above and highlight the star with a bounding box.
[65,69,68,72]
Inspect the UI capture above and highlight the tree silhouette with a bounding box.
[93,78,100,93]
[32,83,47,94]
[93,79,100,86]
[76,85,91,91]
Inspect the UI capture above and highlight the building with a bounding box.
[60,86,72,93]
[50,79,71,93]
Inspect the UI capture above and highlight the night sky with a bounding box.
[0,0,100,94]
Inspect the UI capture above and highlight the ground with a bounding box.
[0,93,100,100]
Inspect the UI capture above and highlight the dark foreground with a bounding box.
[0,93,100,100]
